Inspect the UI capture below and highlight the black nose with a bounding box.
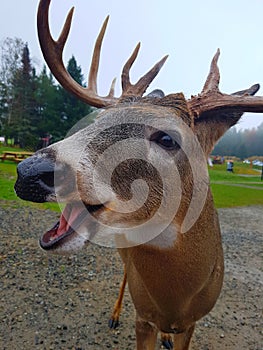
[15,155,55,203]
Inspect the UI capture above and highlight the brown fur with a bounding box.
[20,3,262,349]
[15,94,252,349]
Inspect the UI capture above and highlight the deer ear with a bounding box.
[193,84,260,155]
[146,89,165,98]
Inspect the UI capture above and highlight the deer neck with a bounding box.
[119,188,221,274]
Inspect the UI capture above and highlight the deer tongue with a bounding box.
[57,203,82,236]
[40,202,86,249]
[40,202,104,250]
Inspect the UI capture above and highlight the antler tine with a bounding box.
[121,43,168,97]
[56,5,74,52]
[201,48,220,94]
[121,43,141,93]
[38,0,168,107]
[107,77,117,98]
[37,0,117,108]
[37,0,73,75]
[132,55,169,96]
[87,16,109,94]
[188,50,263,118]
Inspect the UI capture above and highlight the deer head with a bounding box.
[15,0,263,251]
[14,1,263,348]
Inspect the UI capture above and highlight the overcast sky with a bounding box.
[1,0,263,130]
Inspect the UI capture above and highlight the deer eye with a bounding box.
[150,131,180,150]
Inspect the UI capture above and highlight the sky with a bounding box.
[1,0,263,131]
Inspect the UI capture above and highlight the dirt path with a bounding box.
[211,181,263,190]
[0,203,262,349]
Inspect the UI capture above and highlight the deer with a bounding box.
[14,0,263,349]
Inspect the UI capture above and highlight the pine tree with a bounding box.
[57,56,93,136]
[6,44,39,149]
[35,66,63,145]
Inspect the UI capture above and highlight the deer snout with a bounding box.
[15,155,55,203]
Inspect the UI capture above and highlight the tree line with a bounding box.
[0,38,92,150]
[0,37,262,156]
[212,123,263,158]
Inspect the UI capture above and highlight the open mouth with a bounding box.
[39,202,104,250]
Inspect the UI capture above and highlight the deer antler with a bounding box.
[188,49,263,118]
[37,0,168,108]
[121,43,168,97]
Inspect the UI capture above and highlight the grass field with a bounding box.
[209,163,263,207]
[0,149,60,211]
[0,147,262,210]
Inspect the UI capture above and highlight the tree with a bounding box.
[0,82,8,133]
[0,37,25,135]
[0,40,94,148]
[6,44,39,149]
[0,37,25,86]
[57,56,93,136]
[34,66,61,144]
[213,124,263,157]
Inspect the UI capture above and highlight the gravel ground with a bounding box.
[0,202,262,350]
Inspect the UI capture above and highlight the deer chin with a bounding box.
[39,201,104,252]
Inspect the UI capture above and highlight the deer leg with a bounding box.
[135,316,158,350]
[108,268,127,329]
[173,324,195,350]
[161,332,173,349]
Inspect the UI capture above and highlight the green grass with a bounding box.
[210,183,263,207]
[0,148,262,209]
[0,156,60,212]
[208,163,263,207]
[1,145,25,153]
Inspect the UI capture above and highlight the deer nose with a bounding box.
[15,155,55,203]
